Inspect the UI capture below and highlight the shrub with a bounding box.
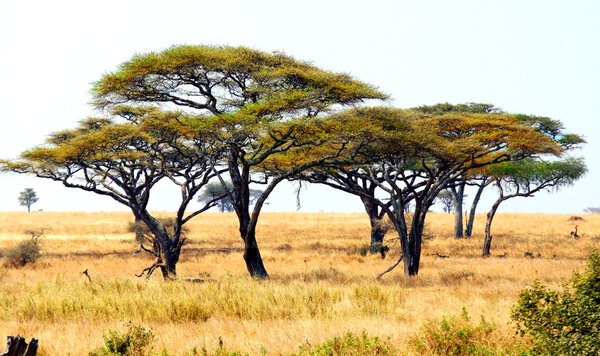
[3,229,44,268]
[89,322,155,356]
[293,330,394,356]
[511,251,600,355]
[408,308,500,355]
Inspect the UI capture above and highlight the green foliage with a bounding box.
[409,308,503,356]
[89,322,155,356]
[293,330,393,356]
[3,229,44,268]
[512,251,600,355]
[413,102,505,115]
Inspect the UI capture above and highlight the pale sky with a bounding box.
[0,0,598,214]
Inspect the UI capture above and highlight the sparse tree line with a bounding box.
[0,45,587,279]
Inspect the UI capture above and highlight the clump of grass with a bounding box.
[346,244,370,257]
[293,330,394,356]
[2,229,44,268]
[350,284,402,315]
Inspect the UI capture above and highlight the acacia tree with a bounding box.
[18,188,39,213]
[481,158,586,257]
[92,45,387,278]
[414,104,586,239]
[2,107,225,279]
[303,107,561,276]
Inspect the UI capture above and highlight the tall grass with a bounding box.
[0,211,598,355]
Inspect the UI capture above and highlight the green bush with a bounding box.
[408,308,502,356]
[512,251,600,355]
[3,229,43,268]
[89,322,155,356]
[293,330,393,356]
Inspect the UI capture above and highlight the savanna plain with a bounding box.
[0,211,598,355]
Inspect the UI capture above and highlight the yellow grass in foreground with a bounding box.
[0,211,598,355]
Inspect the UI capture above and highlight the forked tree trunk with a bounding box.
[402,213,425,276]
[465,182,486,237]
[228,152,269,279]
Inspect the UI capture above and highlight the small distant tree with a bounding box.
[198,181,263,212]
[584,207,600,214]
[18,188,38,213]
[436,190,454,213]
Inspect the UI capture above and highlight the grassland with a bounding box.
[0,211,598,355]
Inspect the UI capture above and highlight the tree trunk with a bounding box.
[369,223,387,254]
[465,181,486,237]
[137,211,181,280]
[451,183,465,238]
[400,210,426,276]
[482,195,503,257]
[243,229,269,278]
[159,245,180,279]
[361,197,388,254]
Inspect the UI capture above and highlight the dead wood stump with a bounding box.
[1,336,38,356]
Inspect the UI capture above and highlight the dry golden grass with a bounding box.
[0,211,598,355]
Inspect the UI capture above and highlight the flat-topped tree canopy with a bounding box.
[270,107,562,172]
[1,106,226,279]
[91,45,389,279]
[92,45,388,117]
[284,106,564,276]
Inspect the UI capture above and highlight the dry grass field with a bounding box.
[0,211,598,355]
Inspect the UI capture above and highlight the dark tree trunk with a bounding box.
[369,224,387,254]
[451,182,465,238]
[388,205,427,277]
[403,212,425,276]
[483,186,504,257]
[243,229,268,278]
[361,196,388,254]
[159,244,180,279]
[465,181,486,237]
[136,209,182,280]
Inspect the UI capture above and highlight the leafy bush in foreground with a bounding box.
[408,307,514,355]
[293,330,393,356]
[512,251,600,355]
[89,322,155,356]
